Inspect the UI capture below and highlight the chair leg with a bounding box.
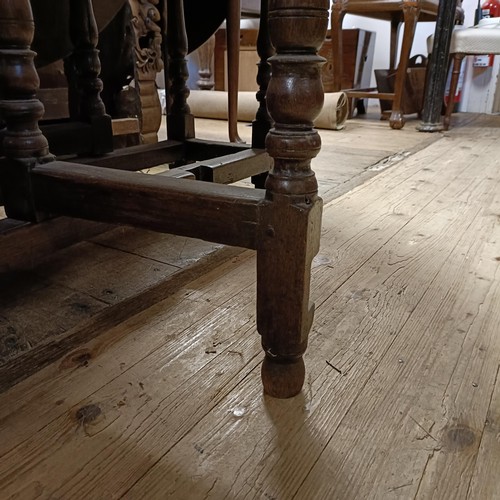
[331,3,346,92]
[443,54,464,131]
[226,0,243,143]
[389,4,419,129]
[257,0,327,398]
[389,16,401,70]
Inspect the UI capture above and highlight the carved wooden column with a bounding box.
[165,0,195,141]
[0,0,53,221]
[129,0,164,143]
[257,0,327,398]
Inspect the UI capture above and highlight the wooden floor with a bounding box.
[1,111,500,499]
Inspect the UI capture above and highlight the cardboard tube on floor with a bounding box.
[186,90,349,130]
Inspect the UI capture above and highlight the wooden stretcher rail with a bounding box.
[167,149,273,183]
[32,161,265,249]
[76,140,186,170]
[346,91,396,101]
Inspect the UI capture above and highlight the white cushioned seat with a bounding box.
[428,17,500,54]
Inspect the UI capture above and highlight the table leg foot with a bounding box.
[261,354,305,399]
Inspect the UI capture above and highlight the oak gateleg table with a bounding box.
[0,0,327,398]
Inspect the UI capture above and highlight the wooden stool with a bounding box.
[331,0,439,129]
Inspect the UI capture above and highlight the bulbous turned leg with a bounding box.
[256,0,327,398]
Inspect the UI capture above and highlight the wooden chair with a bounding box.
[0,0,328,398]
[428,17,500,130]
[331,0,439,129]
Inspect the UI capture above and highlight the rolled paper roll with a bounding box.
[185,90,349,130]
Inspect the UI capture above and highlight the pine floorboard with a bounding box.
[1,112,500,499]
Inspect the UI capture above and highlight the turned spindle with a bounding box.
[257,0,327,398]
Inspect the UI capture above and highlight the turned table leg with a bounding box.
[257,0,327,398]
[0,0,53,221]
[165,0,195,141]
[64,0,113,154]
